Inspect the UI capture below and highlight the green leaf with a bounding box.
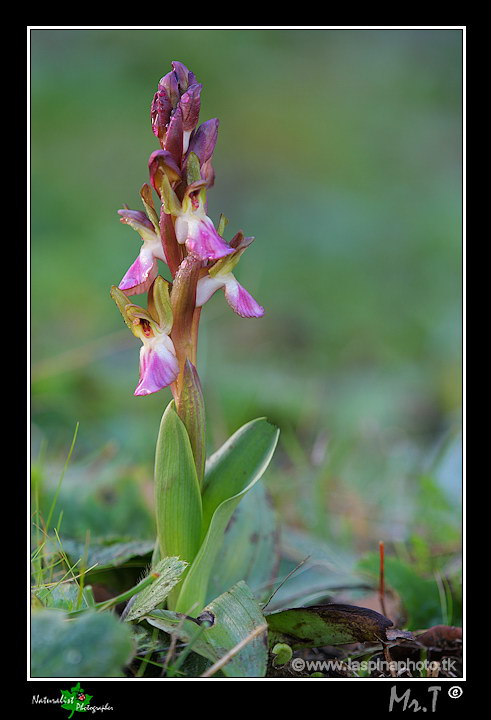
[124,557,188,622]
[207,482,279,604]
[61,538,155,570]
[266,603,393,650]
[146,581,268,677]
[35,582,93,612]
[154,401,202,605]
[202,417,280,533]
[31,609,134,677]
[174,418,279,613]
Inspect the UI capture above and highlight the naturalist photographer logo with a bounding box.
[31,683,113,716]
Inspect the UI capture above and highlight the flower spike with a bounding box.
[115,61,266,404]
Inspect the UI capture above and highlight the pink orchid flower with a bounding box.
[118,209,166,296]
[196,234,264,318]
[111,281,178,395]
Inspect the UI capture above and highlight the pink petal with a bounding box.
[135,344,179,396]
[186,218,234,261]
[119,251,158,296]
[195,275,225,307]
[224,280,265,318]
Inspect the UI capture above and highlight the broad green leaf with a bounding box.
[146,581,268,677]
[266,603,393,650]
[154,401,202,571]
[202,417,280,534]
[124,557,188,622]
[35,582,93,612]
[31,609,134,677]
[175,418,279,613]
[207,482,279,604]
[60,538,155,570]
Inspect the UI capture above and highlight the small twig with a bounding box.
[199,623,268,678]
[378,540,387,617]
[162,614,190,676]
[383,643,397,678]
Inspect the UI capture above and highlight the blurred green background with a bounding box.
[31,29,461,564]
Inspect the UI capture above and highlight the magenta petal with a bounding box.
[118,209,155,232]
[119,252,158,296]
[186,219,234,261]
[224,280,265,318]
[135,344,179,395]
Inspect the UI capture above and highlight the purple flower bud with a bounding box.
[164,105,184,167]
[188,119,219,166]
[171,61,196,94]
[160,70,180,108]
[180,84,202,130]
[180,84,202,152]
[151,82,173,140]
[151,62,204,160]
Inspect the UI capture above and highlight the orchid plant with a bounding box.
[111,61,279,619]
[31,61,415,680]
